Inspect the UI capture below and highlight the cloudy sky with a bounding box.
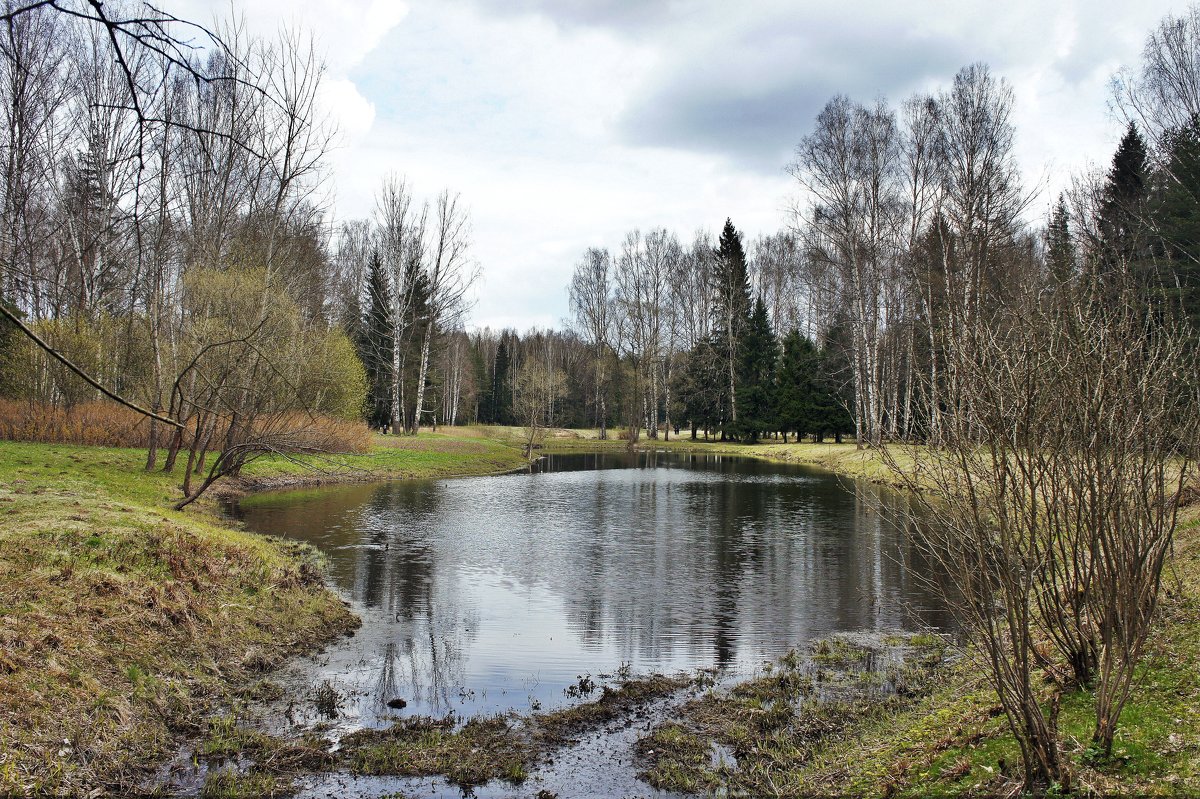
[186,0,1180,331]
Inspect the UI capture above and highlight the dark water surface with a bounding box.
[231,451,952,731]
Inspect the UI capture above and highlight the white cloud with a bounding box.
[183,0,1183,330]
[320,77,376,144]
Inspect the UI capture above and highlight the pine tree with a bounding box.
[710,218,753,435]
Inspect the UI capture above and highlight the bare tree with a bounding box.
[512,355,566,458]
[789,95,904,447]
[412,189,477,433]
[373,174,424,434]
[751,231,804,335]
[569,246,613,438]
[1112,6,1200,151]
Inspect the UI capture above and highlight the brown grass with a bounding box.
[0,442,360,795]
[0,400,371,454]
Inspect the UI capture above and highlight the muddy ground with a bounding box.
[153,632,950,798]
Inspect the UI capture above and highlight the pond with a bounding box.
[230,450,953,735]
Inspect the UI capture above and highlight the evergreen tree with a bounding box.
[1151,115,1200,327]
[491,339,512,424]
[732,296,778,442]
[775,329,820,442]
[709,218,753,434]
[1098,122,1150,271]
[1046,194,1075,286]
[358,248,393,429]
[673,338,721,439]
[813,316,856,443]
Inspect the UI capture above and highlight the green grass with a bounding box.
[342,715,533,787]
[239,428,530,485]
[7,430,1200,795]
[200,768,282,799]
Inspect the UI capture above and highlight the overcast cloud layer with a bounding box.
[190,0,1180,331]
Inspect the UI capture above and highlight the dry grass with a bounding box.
[0,399,175,448]
[0,400,371,454]
[637,637,949,794]
[0,442,358,795]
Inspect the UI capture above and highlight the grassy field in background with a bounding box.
[237,427,530,486]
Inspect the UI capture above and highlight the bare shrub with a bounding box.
[887,275,1199,790]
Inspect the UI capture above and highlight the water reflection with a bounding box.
[233,452,952,726]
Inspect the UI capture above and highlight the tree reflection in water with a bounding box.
[234,452,954,724]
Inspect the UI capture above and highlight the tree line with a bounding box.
[0,2,482,504]
[477,50,1200,458]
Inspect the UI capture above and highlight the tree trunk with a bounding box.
[412,326,433,435]
[390,331,403,434]
[163,424,183,473]
[145,416,159,471]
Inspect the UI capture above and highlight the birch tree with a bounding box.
[412,189,476,433]
[569,246,613,438]
[789,96,904,447]
[373,174,424,434]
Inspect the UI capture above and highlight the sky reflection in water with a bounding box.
[232,451,952,728]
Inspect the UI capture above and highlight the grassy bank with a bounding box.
[0,431,529,795]
[721,522,1200,799]
[6,427,1198,795]
[555,430,1200,797]
[231,427,531,493]
[503,424,910,486]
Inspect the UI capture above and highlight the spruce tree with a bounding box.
[710,218,753,435]
[1099,123,1150,272]
[775,329,820,442]
[491,340,512,424]
[813,317,856,443]
[732,296,778,442]
[674,339,721,439]
[1046,194,1075,286]
[1152,117,1200,328]
[358,248,394,430]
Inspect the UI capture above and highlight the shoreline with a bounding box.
[4,429,1199,796]
[0,432,529,795]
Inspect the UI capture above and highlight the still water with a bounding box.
[231,451,952,730]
